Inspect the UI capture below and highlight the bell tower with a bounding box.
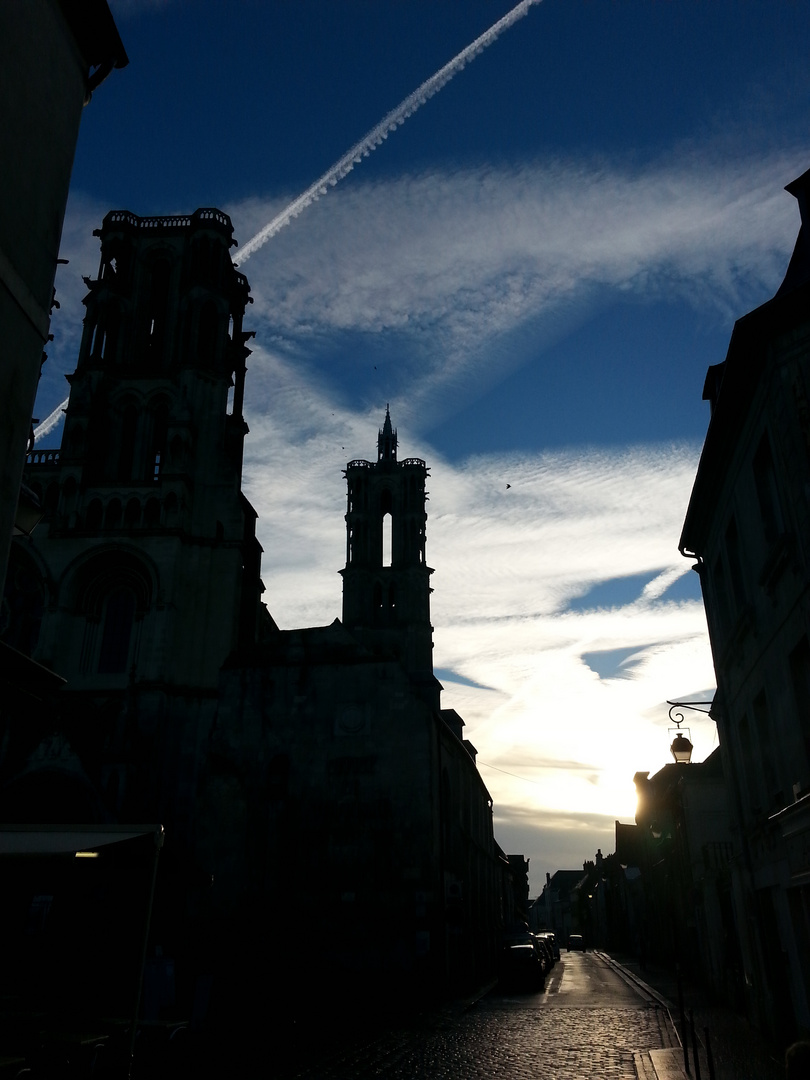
[64,207,254,500]
[341,408,437,705]
[20,208,263,692]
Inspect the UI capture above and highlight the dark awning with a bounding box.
[0,823,161,855]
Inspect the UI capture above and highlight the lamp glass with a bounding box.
[670,732,693,764]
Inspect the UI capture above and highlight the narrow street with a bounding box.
[282,952,677,1079]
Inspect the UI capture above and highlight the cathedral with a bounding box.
[0,208,503,1015]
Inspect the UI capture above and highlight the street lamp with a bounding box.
[670,723,693,764]
[667,703,695,764]
[666,700,712,764]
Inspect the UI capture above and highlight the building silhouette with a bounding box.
[680,167,810,1045]
[342,408,437,704]
[0,1,127,601]
[632,752,736,1000]
[1,208,503,1017]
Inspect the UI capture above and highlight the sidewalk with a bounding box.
[600,951,784,1080]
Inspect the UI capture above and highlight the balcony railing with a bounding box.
[100,207,232,233]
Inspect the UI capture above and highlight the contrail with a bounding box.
[237,0,542,262]
[33,397,69,443]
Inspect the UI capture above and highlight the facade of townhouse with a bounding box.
[679,167,810,1044]
[632,752,737,1001]
[0,0,127,600]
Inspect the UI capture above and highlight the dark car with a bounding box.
[567,933,585,951]
[500,942,546,989]
[536,931,559,963]
[532,933,555,969]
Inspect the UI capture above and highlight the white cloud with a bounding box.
[44,142,805,434]
[228,144,806,426]
[241,355,715,885]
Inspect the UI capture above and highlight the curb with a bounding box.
[593,952,690,1080]
[593,951,677,1012]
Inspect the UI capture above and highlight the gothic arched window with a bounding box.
[144,498,161,528]
[148,398,169,480]
[75,552,154,676]
[124,498,141,528]
[98,587,137,674]
[380,488,393,568]
[145,257,171,367]
[85,499,103,532]
[118,402,138,481]
[104,499,122,529]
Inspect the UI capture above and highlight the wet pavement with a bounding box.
[138,950,786,1078]
[270,951,677,1079]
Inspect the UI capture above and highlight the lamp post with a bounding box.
[665,700,712,765]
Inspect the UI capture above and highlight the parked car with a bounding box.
[500,942,546,989]
[567,933,585,951]
[535,928,561,963]
[532,933,555,969]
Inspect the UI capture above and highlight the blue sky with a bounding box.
[36,0,810,892]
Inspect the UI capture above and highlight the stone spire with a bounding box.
[378,404,397,463]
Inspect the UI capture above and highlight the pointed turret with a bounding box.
[378,404,397,463]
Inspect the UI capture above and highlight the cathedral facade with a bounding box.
[0,208,502,1012]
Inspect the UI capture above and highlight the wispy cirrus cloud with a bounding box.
[239,351,715,838]
[226,143,805,429]
[44,141,804,437]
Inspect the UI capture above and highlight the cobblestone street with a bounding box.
[278,952,678,1080]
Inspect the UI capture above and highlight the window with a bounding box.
[380,489,393,567]
[145,258,170,366]
[753,434,784,546]
[118,404,138,481]
[382,512,392,567]
[149,400,169,480]
[725,516,746,613]
[753,691,782,811]
[144,498,161,528]
[104,499,122,529]
[709,556,729,640]
[737,713,761,819]
[124,498,141,528]
[85,499,103,532]
[76,553,152,676]
[98,588,137,674]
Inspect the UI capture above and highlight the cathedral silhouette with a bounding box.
[1,208,508,1015]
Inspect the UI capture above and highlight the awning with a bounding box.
[0,824,162,855]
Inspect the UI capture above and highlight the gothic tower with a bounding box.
[4,208,265,828]
[71,207,253,502]
[341,408,438,707]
